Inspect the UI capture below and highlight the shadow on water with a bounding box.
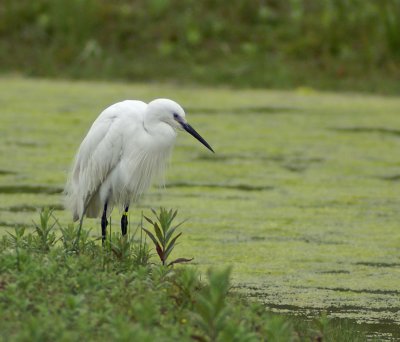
[317,270,351,274]
[0,204,65,213]
[0,221,29,228]
[196,153,285,162]
[378,174,400,182]
[281,157,324,172]
[218,234,345,245]
[0,170,16,176]
[331,126,400,137]
[1,205,37,213]
[0,185,63,194]
[186,106,298,115]
[196,153,324,173]
[311,286,400,296]
[167,181,274,192]
[355,261,400,268]
[6,140,41,148]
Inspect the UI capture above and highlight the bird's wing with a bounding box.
[65,100,146,219]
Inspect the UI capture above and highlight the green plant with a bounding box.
[192,267,258,341]
[7,226,26,248]
[143,208,192,266]
[192,267,232,341]
[60,223,93,254]
[263,315,294,342]
[32,208,57,252]
[0,208,370,341]
[131,227,152,267]
[103,222,152,269]
[6,226,26,271]
[171,267,200,307]
[107,232,132,261]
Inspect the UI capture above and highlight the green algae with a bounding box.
[0,77,399,339]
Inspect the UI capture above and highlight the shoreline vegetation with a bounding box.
[1,1,399,94]
[0,76,400,339]
[0,208,369,341]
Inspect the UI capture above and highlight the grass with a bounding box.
[0,208,367,341]
[0,77,400,338]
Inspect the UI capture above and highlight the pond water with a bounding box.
[1,78,399,339]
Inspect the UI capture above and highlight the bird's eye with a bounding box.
[173,113,179,119]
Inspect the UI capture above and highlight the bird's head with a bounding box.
[147,98,214,153]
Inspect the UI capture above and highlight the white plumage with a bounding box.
[65,98,213,239]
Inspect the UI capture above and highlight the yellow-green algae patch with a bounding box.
[1,77,400,338]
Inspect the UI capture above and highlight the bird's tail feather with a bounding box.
[64,185,81,222]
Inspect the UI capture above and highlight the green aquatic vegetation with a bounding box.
[0,209,368,341]
[0,77,400,339]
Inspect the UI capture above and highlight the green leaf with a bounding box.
[142,228,162,252]
[143,215,153,225]
[164,226,177,243]
[153,222,164,246]
[151,208,158,219]
[156,244,164,263]
[173,218,188,231]
[167,257,193,266]
[164,232,182,261]
[167,209,178,227]
[159,208,169,232]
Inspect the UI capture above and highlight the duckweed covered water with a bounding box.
[0,77,399,339]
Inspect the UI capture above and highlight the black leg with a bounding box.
[121,206,129,236]
[101,202,108,245]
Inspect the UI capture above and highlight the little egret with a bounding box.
[65,98,214,243]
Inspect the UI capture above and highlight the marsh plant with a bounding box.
[105,229,152,268]
[192,267,257,342]
[6,226,27,271]
[0,208,368,341]
[143,208,193,266]
[60,223,93,254]
[7,208,59,255]
[32,207,58,252]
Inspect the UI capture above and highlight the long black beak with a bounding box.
[181,122,214,153]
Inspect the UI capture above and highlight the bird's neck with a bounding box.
[143,118,177,148]
[144,114,174,134]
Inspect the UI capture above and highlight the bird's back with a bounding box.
[65,100,147,220]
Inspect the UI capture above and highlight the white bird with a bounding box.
[65,98,214,242]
